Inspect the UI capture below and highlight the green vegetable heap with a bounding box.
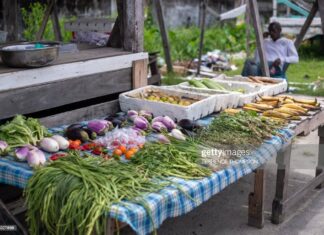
[0,115,50,148]
[196,111,285,149]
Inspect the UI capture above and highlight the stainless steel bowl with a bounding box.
[0,42,59,68]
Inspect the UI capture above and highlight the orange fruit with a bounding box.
[125,150,134,160]
[118,145,127,154]
[130,147,138,153]
[113,149,123,156]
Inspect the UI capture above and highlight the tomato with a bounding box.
[125,150,134,160]
[74,140,82,146]
[113,149,123,156]
[118,145,127,154]
[50,153,67,161]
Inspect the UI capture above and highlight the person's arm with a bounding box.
[283,40,299,64]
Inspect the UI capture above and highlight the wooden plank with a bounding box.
[132,59,148,89]
[316,125,324,189]
[248,168,265,228]
[0,52,148,92]
[153,0,173,73]
[0,200,28,235]
[270,16,322,26]
[51,3,63,41]
[318,0,324,34]
[148,74,161,86]
[36,0,55,40]
[123,0,144,52]
[249,0,270,77]
[294,1,319,49]
[40,100,120,127]
[3,0,18,41]
[197,0,207,76]
[245,0,251,57]
[271,142,292,224]
[0,68,132,120]
[283,172,324,211]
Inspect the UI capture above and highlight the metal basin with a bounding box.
[0,42,59,68]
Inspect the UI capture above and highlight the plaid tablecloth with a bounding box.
[0,120,294,234]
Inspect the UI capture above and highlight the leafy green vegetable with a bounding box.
[0,115,50,148]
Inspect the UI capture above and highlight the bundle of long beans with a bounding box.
[25,152,168,235]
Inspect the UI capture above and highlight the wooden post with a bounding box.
[123,0,144,52]
[295,1,319,49]
[3,0,18,41]
[249,0,270,77]
[272,142,292,224]
[273,0,277,17]
[248,168,265,228]
[132,59,148,89]
[36,0,55,41]
[284,0,318,73]
[245,0,251,58]
[153,0,173,73]
[318,0,324,35]
[316,126,324,189]
[51,3,63,41]
[197,0,207,76]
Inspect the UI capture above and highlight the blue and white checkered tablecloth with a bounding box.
[0,121,294,235]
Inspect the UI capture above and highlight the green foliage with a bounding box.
[144,22,254,61]
[21,2,72,42]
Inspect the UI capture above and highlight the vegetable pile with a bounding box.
[196,111,285,149]
[25,140,212,235]
[188,78,246,93]
[0,115,49,148]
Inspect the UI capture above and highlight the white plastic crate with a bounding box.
[119,86,230,120]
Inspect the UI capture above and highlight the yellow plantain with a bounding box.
[275,108,301,116]
[282,104,308,113]
[282,98,294,104]
[243,106,262,112]
[298,103,320,111]
[260,96,280,101]
[224,108,241,115]
[257,100,279,107]
[278,95,294,100]
[262,110,291,119]
[293,97,317,105]
[244,103,273,110]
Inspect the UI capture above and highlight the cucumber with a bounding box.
[188,80,208,88]
[202,79,226,90]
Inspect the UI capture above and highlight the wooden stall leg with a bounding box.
[316,126,324,189]
[132,59,148,89]
[248,167,265,228]
[105,218,115,235]
[271,142,292,224]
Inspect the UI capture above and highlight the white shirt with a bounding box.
[255,37,299,66]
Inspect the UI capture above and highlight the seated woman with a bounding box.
[242,22,299,79]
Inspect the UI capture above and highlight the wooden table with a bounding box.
[247,95,324,228]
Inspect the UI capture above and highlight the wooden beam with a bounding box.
[36,0,55,41]
[248,168,265,228]
[3,0,18,41]
[316,126,324,189]
[153,0,173,73]
[197,0,207,76]
[272,143,292,224]
[132,59,148,89]
[295,1,319,49]
[249,0,270,77]
[123,0,144,52]
[318,0,324,35]
[51,3,63,41]
[245,0,251,58]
